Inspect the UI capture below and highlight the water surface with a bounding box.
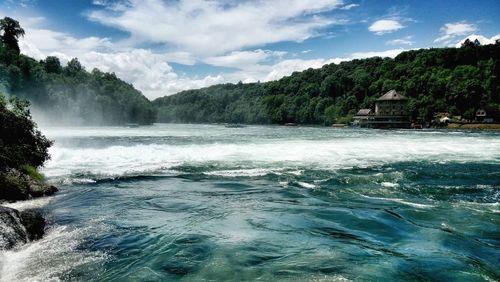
[1,124,499,281]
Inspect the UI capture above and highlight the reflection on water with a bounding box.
[1,124,499,281]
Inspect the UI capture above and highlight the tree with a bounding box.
[0,17,25,54]
[0,94,52,172]
[461,38,481,48]
[64,58,84,76]
[43,56,62,74]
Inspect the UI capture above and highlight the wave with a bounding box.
[41,132,500,182]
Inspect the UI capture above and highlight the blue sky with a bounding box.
[1,0,499,99]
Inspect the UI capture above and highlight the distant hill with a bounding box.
[154,42,500,125]
[0,18,156,125]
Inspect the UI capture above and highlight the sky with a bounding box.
[1,0,499,99]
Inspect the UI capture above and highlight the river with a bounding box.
[1,124,499,281]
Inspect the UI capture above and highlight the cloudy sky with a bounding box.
[1,0,499,99]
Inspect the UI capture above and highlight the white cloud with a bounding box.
[16,18,113,61]
[92,0,108,6]
[386,36,414,46]
[351,48,407,59]
[87,0,344,56]
[369,19,404,35]
[455,34,500,47]
[434,21,477,44]
[340,3,359,10]
[204,50,286,69]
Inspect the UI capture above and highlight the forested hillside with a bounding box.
[154,41,500,125]
[0,17,156,125]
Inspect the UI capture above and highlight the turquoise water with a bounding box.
[1,124,499,281]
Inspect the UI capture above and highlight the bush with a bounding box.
[0,93,52,172]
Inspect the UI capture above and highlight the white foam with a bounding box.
[452,201,499,213]
[297,181,317,189]
[204,168,282,177]
[2,197,54,211]
[62,178,96,185]
[0,223,108,282]
[381,182,399,188]
[360,195,435,209]
[40,126,500,181]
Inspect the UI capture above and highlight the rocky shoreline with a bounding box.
[0,170,57,250]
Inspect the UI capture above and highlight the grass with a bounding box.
[20,164,44,181]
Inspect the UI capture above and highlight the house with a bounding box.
[375,90,408,116]
[353,109,371,126]
[475,109,494,123]
[354,90,411,128]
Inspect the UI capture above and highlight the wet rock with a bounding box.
[19,210,46,241]
[0,169,58,201]
[0,206,46,250]
[0,206,28,249]
[29,182,58,198]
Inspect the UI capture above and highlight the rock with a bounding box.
[0,206,46,250]
[0,169,58,202]
[19,210,46,241]
[0,206,28,249]
[0,171,30,201]
[29,182,58,198]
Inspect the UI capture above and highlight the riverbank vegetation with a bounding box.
[0,93,56,201]
[154,41,499,125]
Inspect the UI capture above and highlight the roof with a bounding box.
[377,90,407,101]
[356,109,372,116]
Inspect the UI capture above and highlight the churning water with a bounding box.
[1,124,499,281]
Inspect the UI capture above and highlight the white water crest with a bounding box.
[40,124,500,181]
[3,197,54,211]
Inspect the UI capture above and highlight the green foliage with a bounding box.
[0,18,156,125]
[43,56,63,74]
[0,94,52,172]
[155,43,500,124]
[20,164,44,181]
